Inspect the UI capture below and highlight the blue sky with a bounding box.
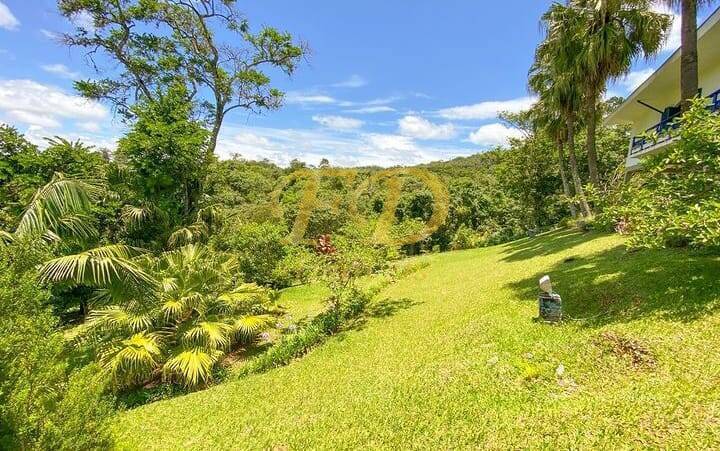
[0,0,706,167]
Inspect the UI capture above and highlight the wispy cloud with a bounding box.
[285,91,337,105]
[40,29,59,39]
[312,114,364,130]
[398,115,455,140]
[344,106,396,114]
[437,96,536,120]
[468,123,524,147]
[331,74,367,88]
[0,1,20,30]
[41,63,81,80]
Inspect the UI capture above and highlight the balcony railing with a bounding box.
[629,88,720,156]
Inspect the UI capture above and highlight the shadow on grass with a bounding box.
[501,228,597,262]
[341,297,422,333]
[506,242,720,327]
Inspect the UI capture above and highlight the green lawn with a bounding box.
[113,229,720,449]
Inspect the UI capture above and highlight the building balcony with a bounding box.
[628,88,720,157]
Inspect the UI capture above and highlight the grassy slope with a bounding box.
[113,230,720,449]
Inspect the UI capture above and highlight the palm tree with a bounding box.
[662,0,717,108]
[531,102,578,218]
[14,172,101,242]
[85,244,275,388]
[573,0,671,186]
[531,3,593,217]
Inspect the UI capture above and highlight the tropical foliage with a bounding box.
[595,100,720,249]
[80,244,276,388]
[0,239,114,450]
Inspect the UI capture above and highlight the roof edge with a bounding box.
[605,5,720,125]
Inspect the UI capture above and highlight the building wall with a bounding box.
[628,64,720,136]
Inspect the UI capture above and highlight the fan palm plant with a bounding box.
[166,203,224,248]
[85,244,275,388]
[573,0,671,186]
[662,0,717,108]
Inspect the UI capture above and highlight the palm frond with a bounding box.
[167,222,208,248]
[38,244,155,288]
[163,347,222,387]
[217,283,273,313]
[184,321,234,349]
[160,277,179,292]
[88,307,155,333]
[160,298,186,321]
[100,332,163,385]
[121,205,154,229]
[196,204,223,227]
[15,173,101,238]
[0,230,13,245]
[54,213,98,240]
[233,314,274,342]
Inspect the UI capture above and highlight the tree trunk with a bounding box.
[557,138,578,218]
[680,0,699,110]
[208,116,222,156]
[585,95,600,186]
[566,118,592,217]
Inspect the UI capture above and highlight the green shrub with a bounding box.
[0,239,114,450]
[450,225,487,250]
[211,221,297,287]
[271,245,321,287]
[597,100,720,249]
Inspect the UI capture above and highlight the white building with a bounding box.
[605,7,720,171]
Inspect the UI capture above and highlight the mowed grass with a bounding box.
[113,229,720,449]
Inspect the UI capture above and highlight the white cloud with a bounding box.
[285,91,337,105]
[312,114,364,130]
[71,11,96,32]
[363,96,401,106]
[653,3,681,52]
[437,96,537,120]
[0,79,108,129]
[364,133,417,152]
[0,1,19,30]
[77,121,101,132]
[332,75,367,88]
[22,124,119,151]
[468,123,525,147]
[216,125,476,168]
[619,68,655,92]
[40,29,59,39]
[41,64,81,80]
[6,110,60,128]
[345,106,396,114]
[398,115,455,140]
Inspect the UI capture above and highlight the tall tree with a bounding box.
[58,0,305,154]
[530,3,593,217]
[116,84,210,223]
[574,0,670,186]
[530,102,578,218]
[662,0,717,109]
